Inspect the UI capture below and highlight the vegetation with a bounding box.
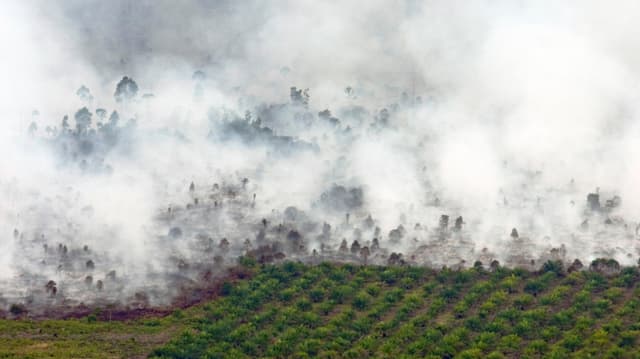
[0,314,187,358]
[151,259,640,358]
[4,259,640,358]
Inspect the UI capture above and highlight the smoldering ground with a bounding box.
[2,1,640,314]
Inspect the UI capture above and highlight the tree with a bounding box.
[363,215,374,229]
[321,222,331,241]
[28,121,37,135]
[454,216,464,231]
[9,303,27,316]
[287,230,303,252]
[371,238,380,252]
[95,108,107,124]
[587,192,600,211]
[490,260,501,271]
[389,225,405,242]
[377,108,390,126]
[114,76,139,102]
[330,285,352,304]
[339,239,348,253]
[108,111,120,126]
[192,70,206,81]
[524,279,545,296]
[45,280,57,296]
[107,270,117,280]
[352,292,370,311]
[439,215,449,231]
[74,107,92,133]
[589,258,621,275]
[290,86,310,106]
[350,240,361,254]
[76,85,93,102]
[219,238,230,252]
[542,260,564,276]
[243,238,252,252]
[61,115,70,131]
[360,246,370,265]
[388,252,405,266]
[309,288,325,303]
[568,259,583,272]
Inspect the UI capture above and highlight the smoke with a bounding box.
[3,0,640,311]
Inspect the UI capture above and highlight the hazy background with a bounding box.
[2,0,640,307]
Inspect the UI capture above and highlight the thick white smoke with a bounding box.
[3,1,640,311]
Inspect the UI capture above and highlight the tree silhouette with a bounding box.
[76,85,93,102]
[95,108,107,124]
[114,76,139,103]
[74,107,92,133]
[360,246,370,265]
[290,87,310,106]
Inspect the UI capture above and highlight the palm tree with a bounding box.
[360,246,370,266]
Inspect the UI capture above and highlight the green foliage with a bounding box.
[308,287,325,303]
[593,298,612,318]
[365,283,381,297]
[352,292,371,311]
[384,287,404,304]
[604,287,624,302]
[524,278,546,295]
[279,287,297,302]
[296,298,312,311]
[8,262,640,358]
[541,260,565,276]
[329,284,353,303]
[513,293,534,308]
[237,255,257,268]
[172,309,184,319]
[540,285,569,305]
[220,281,233,296]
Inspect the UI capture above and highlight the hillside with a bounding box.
[1,258,638,358]
[150,259,640,358]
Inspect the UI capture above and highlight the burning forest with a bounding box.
[3,1,640,318]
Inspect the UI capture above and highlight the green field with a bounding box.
[2,258,640,358]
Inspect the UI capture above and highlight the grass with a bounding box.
[0,313,183,358]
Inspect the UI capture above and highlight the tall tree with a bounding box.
[74,107,92,133]
[76,85,93,102]
[114,76,139,103]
